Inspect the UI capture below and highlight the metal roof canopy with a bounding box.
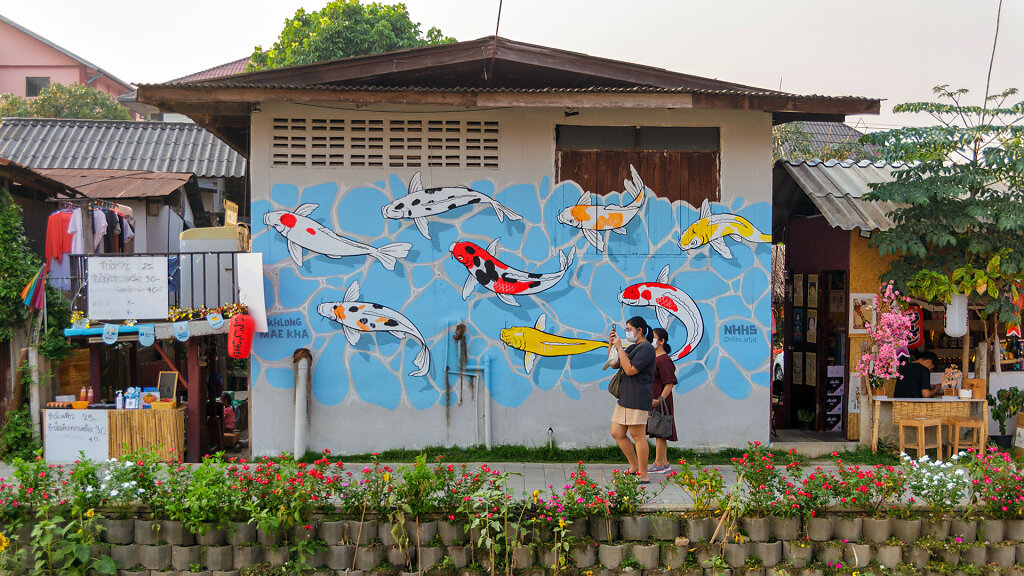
[0,118,246,178]
[137,36,881,156]
[36,169,192,199]
[0,155,80,197]
[773,159,903,239]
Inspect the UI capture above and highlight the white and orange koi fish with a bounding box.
[317,281,430,377]
[556,165,646,252]
[264,203,412,270]
[679,199,771,259]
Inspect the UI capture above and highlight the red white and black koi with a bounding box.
[382,172,522,240]
[618,265,704,362]
[449,238,576,307]
[265,203,412,270]
[316,281,430,377]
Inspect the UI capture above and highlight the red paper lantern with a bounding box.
[908,305,924,350]
[228,314,255,359]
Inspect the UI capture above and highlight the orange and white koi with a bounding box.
[317,281,430,377]
[556,165,646,252]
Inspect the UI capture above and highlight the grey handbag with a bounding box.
[647,400,673,438]
[608,370,622,398]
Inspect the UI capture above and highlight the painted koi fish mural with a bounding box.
[500,314,608,374]
[449,238,576,307]
[265,204,412,270]
[556,165,647,252]
[618,265,704,362]
[316,281,430,377]
[679,199,771,259]
[382,172,522,240]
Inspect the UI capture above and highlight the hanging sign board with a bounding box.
[44,409,109,462]
[87,256,168,320]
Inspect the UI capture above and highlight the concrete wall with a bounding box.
[248,103,774,455]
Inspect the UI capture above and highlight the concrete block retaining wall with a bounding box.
[5,515,1024,575]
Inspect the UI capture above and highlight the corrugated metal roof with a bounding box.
[0,118,246,178]
[777,121,882,158]
[0,155,80,197]
[37,169,190,199]
[170,57,251,83]
[146,82,873,102]
[781,159,905,231]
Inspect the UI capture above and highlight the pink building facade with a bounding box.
[0,14,132,100]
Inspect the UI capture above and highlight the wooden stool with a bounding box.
[899,417,944,460]
[945,416,984,458]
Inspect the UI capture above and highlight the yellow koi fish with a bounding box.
[679,199,771,259]
[556,165,646,252]
[500,314,608,374]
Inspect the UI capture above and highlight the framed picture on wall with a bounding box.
[807,309,818,344]
[794,274,805,307]
[793,352,804,385]
[806,352,818,387]
[793,308,805,342]
[807,274,819,309]
[850,293,876,334]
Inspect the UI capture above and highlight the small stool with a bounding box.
[899,417,944,460]
[223,430,240,448]
[945,416,984,458]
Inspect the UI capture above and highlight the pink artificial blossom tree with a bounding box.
[856,282,914,388]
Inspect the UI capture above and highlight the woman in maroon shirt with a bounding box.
[649,328,677,473]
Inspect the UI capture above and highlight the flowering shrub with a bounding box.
[731,442,801,517]
[961,448,1023,519]
[831,458,906,517]
[794,465,837,518]
[98,446,164,519]
[855,282,913,386]
[555,462,605,518]
[663,458,725,511]
[606,469,651,515]
[901,453,969,517]
[234,451,338,535]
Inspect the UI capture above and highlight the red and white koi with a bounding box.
[449,238,576,307]
[316,281,430,377]
[264,203,412,270]
[556,165,646,252]
[618,265,704,362]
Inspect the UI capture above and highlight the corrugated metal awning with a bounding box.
[37,169,191,199]
[780,159,904,231]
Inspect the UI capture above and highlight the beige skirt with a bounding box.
[611,404,648,426]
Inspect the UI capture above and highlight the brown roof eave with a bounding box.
[138,85,880,117]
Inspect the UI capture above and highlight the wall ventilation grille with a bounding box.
[271,118,499,168]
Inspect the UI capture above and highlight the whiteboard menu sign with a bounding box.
[87,256,168,320]
[44,409,109,462]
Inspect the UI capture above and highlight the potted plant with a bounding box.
[987,387,1024,448]
[855,283,914,398]
[796,409,815,431]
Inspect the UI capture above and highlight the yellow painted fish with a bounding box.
[679,199,771,259]
[556,165,646,252]
[500,314,608,374]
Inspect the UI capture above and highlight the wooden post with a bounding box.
[186,339,202,463]
[89,343,102,400]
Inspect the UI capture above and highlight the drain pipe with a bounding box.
[448,354,492,449]
[483,353,492,449]
[293,348,312,461]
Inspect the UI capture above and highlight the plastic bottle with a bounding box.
[115,391,124,410]
[86,388,94,403]
[79,386,87,402]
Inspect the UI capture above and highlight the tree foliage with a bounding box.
[0,190,72,359]
[247,0,456,71]
[862,85,1024,323]
[0,83,131,120]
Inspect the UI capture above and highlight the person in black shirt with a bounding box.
[893,351,939,398]
[609,316,657,483]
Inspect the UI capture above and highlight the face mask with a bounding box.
[622,329,637,344]
[653,339,662,349]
